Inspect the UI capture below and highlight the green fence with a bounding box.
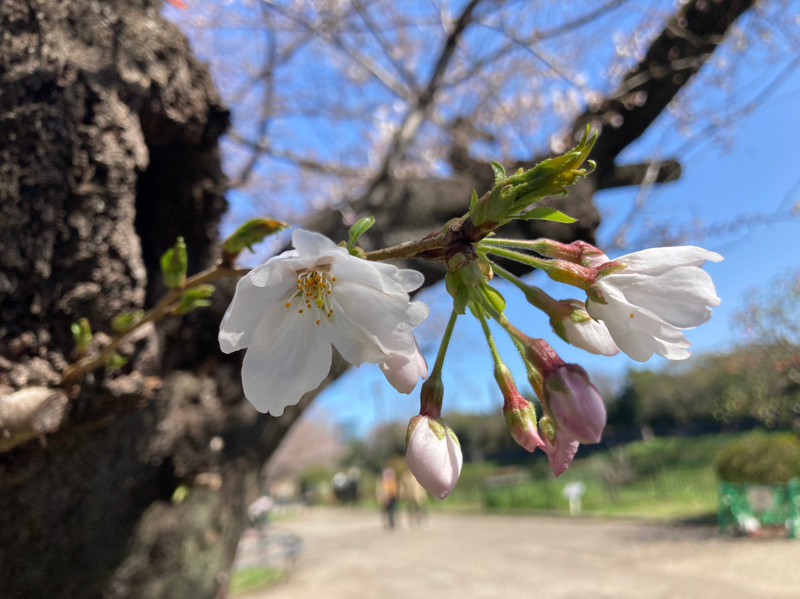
[718,479,800,538]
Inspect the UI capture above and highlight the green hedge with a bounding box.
[714,433,800,484]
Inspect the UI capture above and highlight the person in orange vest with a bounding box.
[376,467,399,530]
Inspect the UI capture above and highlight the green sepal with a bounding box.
[480,283,506,315]
[347,216,376,251]
[111,310,145,334]
[426,417,447,441]
[445,272,470,315]
[160,237,188,289]
[539,415,556,443]
[222,219,287,262]
[176,284,216,315]
[70,318,93,355]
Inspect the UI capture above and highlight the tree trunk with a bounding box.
[0,1,318,597]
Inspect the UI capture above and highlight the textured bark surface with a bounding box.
[0,1,283,597]
[0,1,755,598]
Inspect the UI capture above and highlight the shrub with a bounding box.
[714,433,800,484]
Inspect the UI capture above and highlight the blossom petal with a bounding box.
[334,280,429,354]
[332,258,423,296]
[291,229,349,261]
[620,246,723,275]
[615,267,720,328]
[219,276,295,353]
[542,434,580,477]
[587,297,690,362]
[563,316,620,356]
[379,344,428,394]
[241,305,332,415]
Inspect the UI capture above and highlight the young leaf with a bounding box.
[490,161,507,184]
[106,352,128,372]
[347,216,376,251]
[111,310,145,334]
[160,237,188,289]
[222,218,287,263]
[469,188,480,213]
[70,318,93,355]
[519,207,577,223]
[176,284,216,315]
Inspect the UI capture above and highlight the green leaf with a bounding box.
[490,161,507,184]
[70,318,93,354]
[222,218,287,262]
[106,352,128,372]
[160,237,188,289]
[171,485,190,505]
[347,216,376,251]
[175,284,216,315]
[518,206,577,224]
[111,310,145,334]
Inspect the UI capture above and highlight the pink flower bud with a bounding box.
[545,364,606,444]
[405,415,462,500]
[570,240,608,268]
[504,405,545,453]
[496,363,545,453]
[379,343,428,394]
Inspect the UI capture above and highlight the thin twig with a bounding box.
[61,265,249,387]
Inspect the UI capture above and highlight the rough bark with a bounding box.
[0,1,311,597]
[0,1,756,598]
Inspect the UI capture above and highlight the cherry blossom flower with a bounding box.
[405,415,463,499]
[219,229,429,415]
[586,246,722,362]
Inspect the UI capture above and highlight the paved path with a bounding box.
[246,508,799,599]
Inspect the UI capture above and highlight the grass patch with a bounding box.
[445,431,787,520]
[230,567,283,596]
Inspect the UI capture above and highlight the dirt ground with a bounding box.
[244,507,799,599]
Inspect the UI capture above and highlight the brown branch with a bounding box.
[61,265,249,387]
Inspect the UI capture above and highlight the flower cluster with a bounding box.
[218,132,722,499]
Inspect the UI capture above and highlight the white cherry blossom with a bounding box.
[219,229,429,414]
[586,246,722,362]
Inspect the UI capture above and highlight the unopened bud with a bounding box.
[545,364,606,444]
[405,415,463,500]
[495,363,545,453]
